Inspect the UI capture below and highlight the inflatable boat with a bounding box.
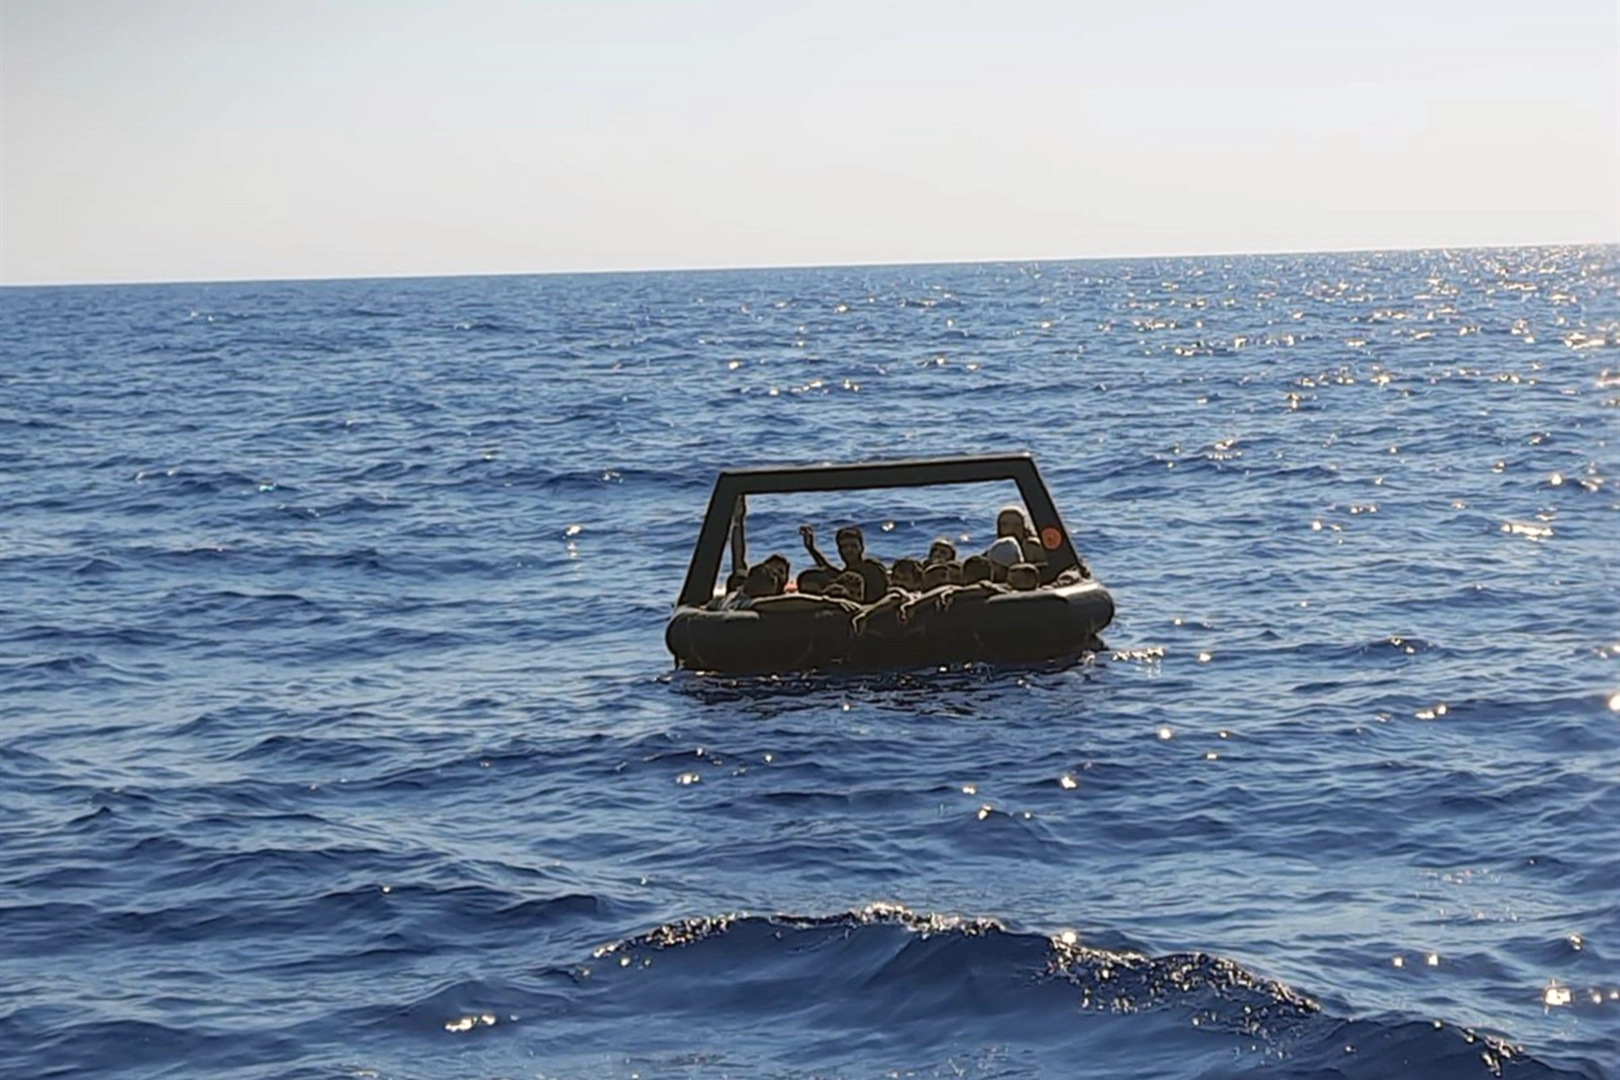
[666,454,1114,673]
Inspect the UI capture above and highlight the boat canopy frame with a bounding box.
[674,453,1084,608]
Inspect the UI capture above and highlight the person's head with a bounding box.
[891,557,925,591]
[1020,536,1046,564]
[997,506,1032,539]
[987,536,1022,574]
[1007,562,1040,591]
[961,554,993,585]
[762,553,791,587]
[925,538,957,565]
[796,566,834,596]
[833,570,866,603]
[743,563,780,598]
[922,562,951,589]
[835,525,865,565]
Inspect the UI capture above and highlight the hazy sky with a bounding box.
[3,0,1616,285]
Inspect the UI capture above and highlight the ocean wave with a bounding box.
[4,250,1616,1080]
[530,906,1593,1078]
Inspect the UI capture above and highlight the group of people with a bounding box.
[713,506,1066,630]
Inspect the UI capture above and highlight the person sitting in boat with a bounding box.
[985,536,1021,583]
[723,549,792,599]
[796,566,835,595]
[890,557,925,593]
[905,562,1041,648]
[761,552,792,591]
[990,505,1050,567]
[1007,562,1041,591]
[859,555,1033,632]
[823,569,868,602]
[800,523,889,602]
[960,554,994,585]
[875,556,991,627]
[724,563,862,615]
[852,588,906,636]
[717,563,781,609]
[899,572,1007,623]
[852,560,931,635]
[995,505,1035,544]
[924,538,957,567]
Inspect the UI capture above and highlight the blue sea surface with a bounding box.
[1,247,1616,1079]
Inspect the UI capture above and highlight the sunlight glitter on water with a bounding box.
[1502,521,1555,541]
[444,1014,497,1033]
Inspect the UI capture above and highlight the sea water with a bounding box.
[1,247,1616,1079]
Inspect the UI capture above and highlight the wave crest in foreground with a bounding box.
[528,905,1591,1079]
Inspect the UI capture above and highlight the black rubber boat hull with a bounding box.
[666,580,1114,674]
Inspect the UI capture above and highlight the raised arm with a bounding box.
[728,500,748,577]
[799,524,836,572]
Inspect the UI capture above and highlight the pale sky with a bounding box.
[2,0,1616,285]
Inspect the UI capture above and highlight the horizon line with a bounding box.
[2,237,1615,290]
